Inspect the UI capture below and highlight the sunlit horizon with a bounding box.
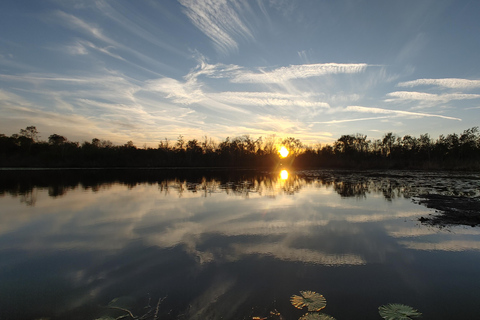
[1,1,479,147]
[279,146,289,158]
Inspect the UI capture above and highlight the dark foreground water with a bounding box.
[1,169,480,320]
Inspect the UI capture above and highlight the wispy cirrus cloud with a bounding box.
[179,0,254,54]
[93,0,189,58]
[144,58,335,112]
[144,76,331,117]
[312,116,391,124]
[210,91,330,109]
[53,10,114,44]
[51,10,174,76]
[65,39,126,61]
[345,105,462,121]
[386,91,480,103]
[230,63,368,83]
[145,77,204,104]
[398,78,480,89]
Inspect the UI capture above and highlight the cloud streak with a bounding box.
[54,10,113,44]
[210,91,330,108]
[345,106,462,121]
[386,91,480,103]
[312,116,391,124]
[230,63,368,83]
[398,78,480,89]
[179,0,253,54]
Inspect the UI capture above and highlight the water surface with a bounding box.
[1,169,480,319]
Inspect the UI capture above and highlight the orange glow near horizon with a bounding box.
[280,169,289,180]
[279,146,289,158]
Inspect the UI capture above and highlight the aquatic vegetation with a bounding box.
[378,303,422,320]
[298,313,336,320]
[290,291,335,320]
[95,296,166,320]
[290,291,327,312]
[95,291,422,320]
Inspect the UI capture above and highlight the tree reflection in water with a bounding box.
[1,169,479,319]
[1,169,479,205]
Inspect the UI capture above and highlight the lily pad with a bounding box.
[378,303,422,320]
[290,291,326,311]
[299,313,336,320]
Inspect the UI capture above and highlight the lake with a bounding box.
[1,169,480,320]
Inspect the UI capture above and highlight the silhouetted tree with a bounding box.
[48,134,67,145]
[124,141,135,149]
[176,135,185,150]
[382,132,397,157]
[282,137,303,156]
[20,126,39,142]
[2,126,480,170]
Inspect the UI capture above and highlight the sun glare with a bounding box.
[279,146,289,158]
[280,169,289,180]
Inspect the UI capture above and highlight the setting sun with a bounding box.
[280,169,289,180]
[279,146,289,158]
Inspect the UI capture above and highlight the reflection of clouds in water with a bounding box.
[388,226,480,238]
[2,171,480,320]
[344,210,424,223]
[231,242,366,266]
[389,223,480,252]
[1,175,480,268]
[0,183,422,254]
[400,240,480,252]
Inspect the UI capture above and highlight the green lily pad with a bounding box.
[378,303,422,320]
[290,291,326,312]
[299,313,336,320]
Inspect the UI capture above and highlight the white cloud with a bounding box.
[313,116,391,124]
[145,77,204,104]
[93,0,189,58]
[230,63,368,83]
[210,91,330,108]
[66,40,125,61]
[345,106,462,121]
[54,10,113,44]
[51,11,174,76]
[386,91,480,103]
[65,41,89,55]
[179,0,253,54]
[398,78,480,89]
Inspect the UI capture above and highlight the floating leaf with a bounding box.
[299,313,336,320]
[378,303,422,320]
[290,291,326,311]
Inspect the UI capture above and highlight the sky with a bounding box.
[1,0,479,147]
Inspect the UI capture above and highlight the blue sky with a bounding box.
[1,0,479,146]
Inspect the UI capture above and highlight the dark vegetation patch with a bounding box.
[1,126,480,170]
[415,194,480,227]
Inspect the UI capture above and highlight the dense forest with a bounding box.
[1,126,479,170]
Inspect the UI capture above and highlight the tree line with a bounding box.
[0,126,479,169]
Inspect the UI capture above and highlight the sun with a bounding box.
[280,169,289,180]
[279,146,289,158]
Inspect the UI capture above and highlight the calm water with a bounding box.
[1,169,480,320]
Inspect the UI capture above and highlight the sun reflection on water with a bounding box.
[280,169,289,180]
